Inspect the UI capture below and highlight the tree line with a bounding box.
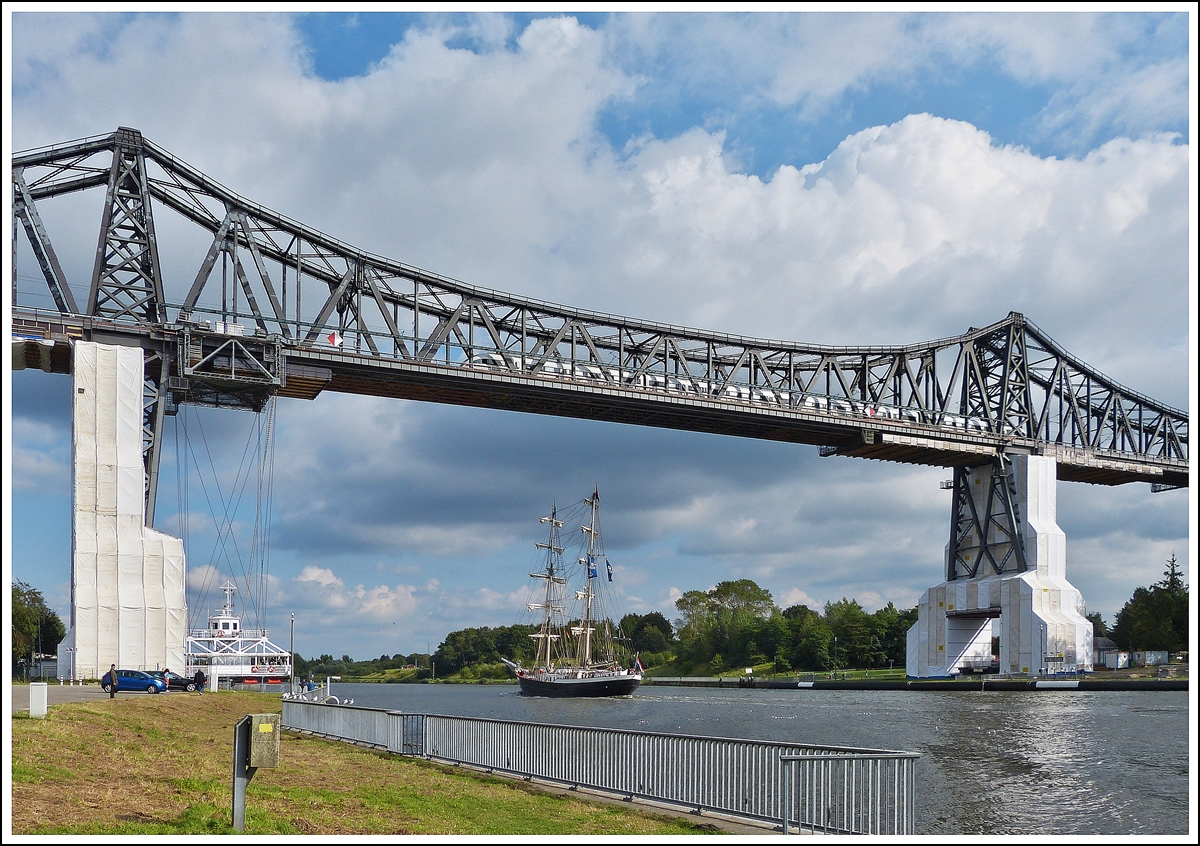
[10,554,1186,677]
[402,560,1188,677]
[669,579,915,674]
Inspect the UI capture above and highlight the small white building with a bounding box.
[1132,651,1169,667]
[1105,651,1130,670]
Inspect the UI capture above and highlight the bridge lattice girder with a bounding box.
[12,128,1189,493]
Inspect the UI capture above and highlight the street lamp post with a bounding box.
[289,612,295,696]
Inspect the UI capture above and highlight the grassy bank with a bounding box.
[11,692,716,835]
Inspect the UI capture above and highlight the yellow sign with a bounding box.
[258,723,274,733]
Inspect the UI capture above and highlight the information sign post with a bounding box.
[232,713,280,831]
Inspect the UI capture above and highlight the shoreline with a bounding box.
[266,675,1187,693]
[645,676,1187,691]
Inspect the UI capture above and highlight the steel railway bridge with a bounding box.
[11,128,1190,678]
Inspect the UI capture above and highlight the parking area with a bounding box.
[12,683,125,712]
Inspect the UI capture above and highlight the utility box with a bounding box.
[249,713,280,768]
[233,712,281,831]
[29,682,48,719]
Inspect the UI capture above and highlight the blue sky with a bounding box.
[5,9,1195,662]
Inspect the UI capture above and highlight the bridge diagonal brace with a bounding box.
[468,300,507,356]
[665,337,696,380]
[181,211,235,318]
[949,467,990,580]
[363,269,408,358]
[14,169,80,314]
[529,320,573,374]
[750,350,776,390]
[232,254,271,335]
[627,334,666,380]
[994,456,1028,574]
[417,299,470,361]
[347,292,382,356]
[304,265,356,344]
[576,323,617,381]
[947,456,1029,581]
[236,212,292,339]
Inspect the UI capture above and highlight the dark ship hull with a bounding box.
[516,671,641,698]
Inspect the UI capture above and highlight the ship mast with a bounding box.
[574,491,601,667]
[529,506,565,669]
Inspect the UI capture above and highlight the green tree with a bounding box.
[873,602,918,668]
[1112,554,1189,653]
[709,580,775,619]
[674,589,717,667]
[782,604,832,671]
[11,581,66,667]
[1085,612,1108,639]
[434,624,537,674]
[619,612,674,654]
[825,598,884,669]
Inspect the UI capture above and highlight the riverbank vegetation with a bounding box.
[10,692,715,835]
[294,559,1188,683]
[298,580,916,682]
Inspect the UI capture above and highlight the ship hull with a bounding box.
[516,672,641,698]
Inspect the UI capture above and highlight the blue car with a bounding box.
[103,669,167,694]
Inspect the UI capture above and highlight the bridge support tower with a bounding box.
[58,341,188,679]
[907,454,1093,678]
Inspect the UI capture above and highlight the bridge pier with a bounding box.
[907,454,1093,678]
[58,342,188,679]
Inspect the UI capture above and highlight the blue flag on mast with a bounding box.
[606,558,613,582]
[587,554,598,579]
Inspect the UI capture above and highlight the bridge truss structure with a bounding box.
[12,128,1189,529]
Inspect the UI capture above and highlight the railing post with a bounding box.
[781,757,790,834]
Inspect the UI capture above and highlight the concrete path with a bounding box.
[11,682,110,711]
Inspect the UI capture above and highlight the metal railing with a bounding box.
[283,700,918,833]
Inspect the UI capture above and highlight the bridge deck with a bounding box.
[14,312,1185,488]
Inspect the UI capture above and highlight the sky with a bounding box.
[4,8,1196,663]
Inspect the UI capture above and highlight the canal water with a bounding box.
[329,682,1189,835]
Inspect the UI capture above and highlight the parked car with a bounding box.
[148,670,197,692]
[103,669,167,694]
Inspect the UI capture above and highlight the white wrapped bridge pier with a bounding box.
[58,342,187,679]
[908,454,1093,678]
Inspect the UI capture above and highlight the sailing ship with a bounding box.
[504,490,642,697]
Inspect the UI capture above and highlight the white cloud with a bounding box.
[10,417,70,492]
[605,12,1188,142]
[290,565,420,621]
[297,566,344,588]
[778,587,823,610]
[187,564,224,591]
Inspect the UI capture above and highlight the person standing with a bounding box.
[103,664,118,699]
[194,667,206,696]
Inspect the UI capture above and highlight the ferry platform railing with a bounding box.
[282,699,919,834]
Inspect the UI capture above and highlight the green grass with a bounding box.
[12,691,719,835]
